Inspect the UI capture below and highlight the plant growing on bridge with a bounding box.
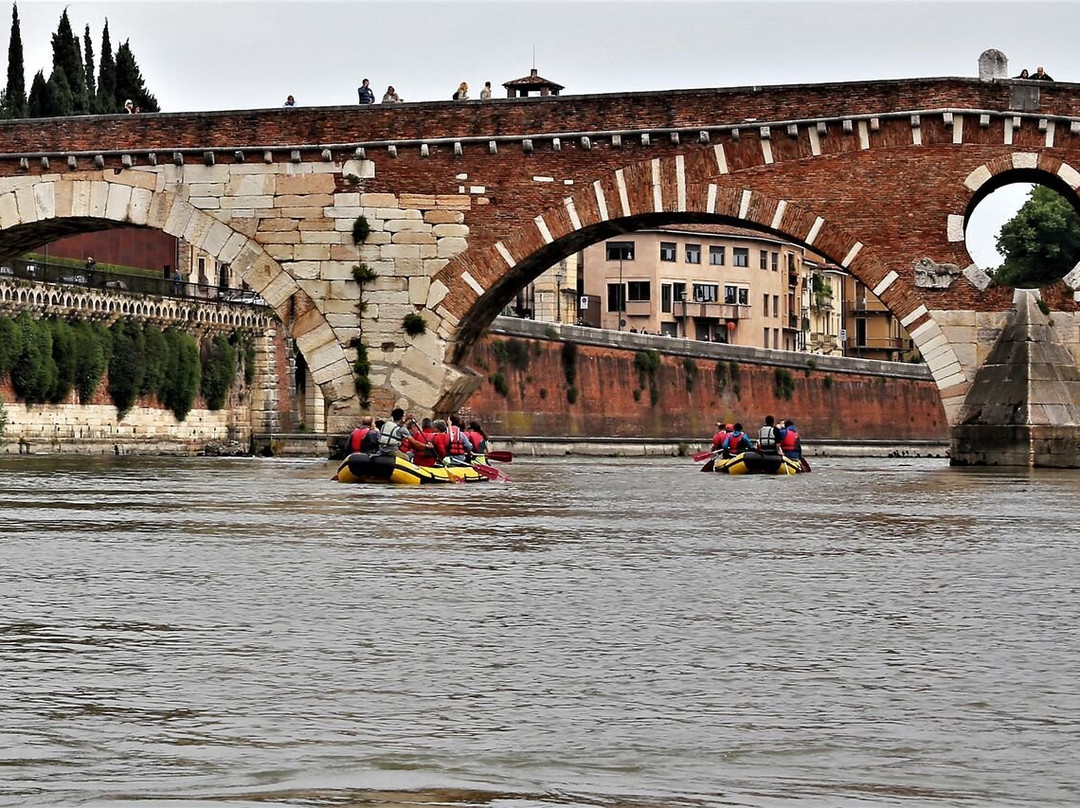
[352,215,372,245]
[402,312,427,336]
[351,340,372,409]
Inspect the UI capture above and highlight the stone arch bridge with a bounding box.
[4,75,1080,464]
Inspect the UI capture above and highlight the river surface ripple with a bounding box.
[1,454,1078,808]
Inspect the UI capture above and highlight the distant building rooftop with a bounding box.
[503,68,564,98]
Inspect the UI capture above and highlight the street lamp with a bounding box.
[555,267,565,323]
[618,248,626,331]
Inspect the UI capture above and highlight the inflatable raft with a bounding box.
[713,450,804,475]
[333,452,491,485]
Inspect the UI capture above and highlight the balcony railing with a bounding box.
[674,300,751,320]
[0,257,268,306]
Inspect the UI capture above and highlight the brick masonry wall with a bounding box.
[2,76,1079,429]
[462,334,949,442]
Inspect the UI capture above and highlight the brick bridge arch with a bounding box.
[5,76,1080,447]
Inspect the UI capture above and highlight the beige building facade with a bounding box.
[580,225,806,350]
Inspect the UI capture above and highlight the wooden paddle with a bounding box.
[799,457,812,473]
[701,456,717,473]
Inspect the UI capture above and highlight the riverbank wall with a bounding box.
[458,318,949,443]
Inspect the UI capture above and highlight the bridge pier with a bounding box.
[951,290,1080,467]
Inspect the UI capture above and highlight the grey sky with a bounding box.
[11,0,1080,265]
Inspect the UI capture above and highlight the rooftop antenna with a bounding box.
[532,45,536,70]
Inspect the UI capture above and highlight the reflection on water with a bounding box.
[1,454,1079,807]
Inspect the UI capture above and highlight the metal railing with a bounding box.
[0,257,269,306]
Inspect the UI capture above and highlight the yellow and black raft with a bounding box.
[712,450,805,475]
[333,452,496,485]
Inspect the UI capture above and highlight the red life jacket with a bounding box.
[711,430,729,450]
[466,430,486,453]
[412,427,438,466]
[779,428,798,453]
[448,425,467,456]
[349,427,370,453]
[724,432,746,453]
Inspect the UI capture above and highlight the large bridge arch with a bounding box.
[0,172,358,415]
[433,148,974,415]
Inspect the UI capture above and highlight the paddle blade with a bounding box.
[692,450,716,462]
[331,473,339,481]
[486,450,513,463]
[799,457,812,474]
[473,462,509,482]
[700,457,716,473]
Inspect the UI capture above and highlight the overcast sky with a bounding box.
[11,0,1080,266]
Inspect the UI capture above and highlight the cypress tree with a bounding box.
[1,3,27,119]
[83,23,97,112]
[51,8,88,114]
[96,19,116,113]
[113,39,158,112]
[26,69,49,117]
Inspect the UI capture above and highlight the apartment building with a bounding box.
[580,225,806,350]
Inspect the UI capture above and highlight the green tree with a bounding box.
[51,8,89,114]
[1,3,28,119]
[96,19,115,113]
[82,24,97,111]
[200,335,236,410]
[114,39,158,112]
[26,69,48,117]
[995,185,1080,287]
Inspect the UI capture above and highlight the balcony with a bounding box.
[674,300,751,320]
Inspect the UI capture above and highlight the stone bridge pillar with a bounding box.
[951,290,1080,467]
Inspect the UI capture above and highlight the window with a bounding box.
[725,285,738,304]
[771,252,779,271]
[672,282,686,306]
[773,295,780,318]
[709,246,725,266]
[733,248,749,267]
[762,294,769,316]
[693,283,718,302]
[760,249,769,270]
[659,242,676,262]
[773,328,780,347]
[627,281,651,302]
[606,283,625,312]
[764,328,770,348]
[737,287,749,305]
[686,243,701,264]
[661,283,672,313]
[606,241,634,261]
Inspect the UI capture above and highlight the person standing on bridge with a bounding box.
[382,86,402,103]
[358,79,375,104]
[453,81,469,100]
[1032,66,1054,82]
[284,95,296,107]
[84,256,95,288]
[480,81,492,99]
